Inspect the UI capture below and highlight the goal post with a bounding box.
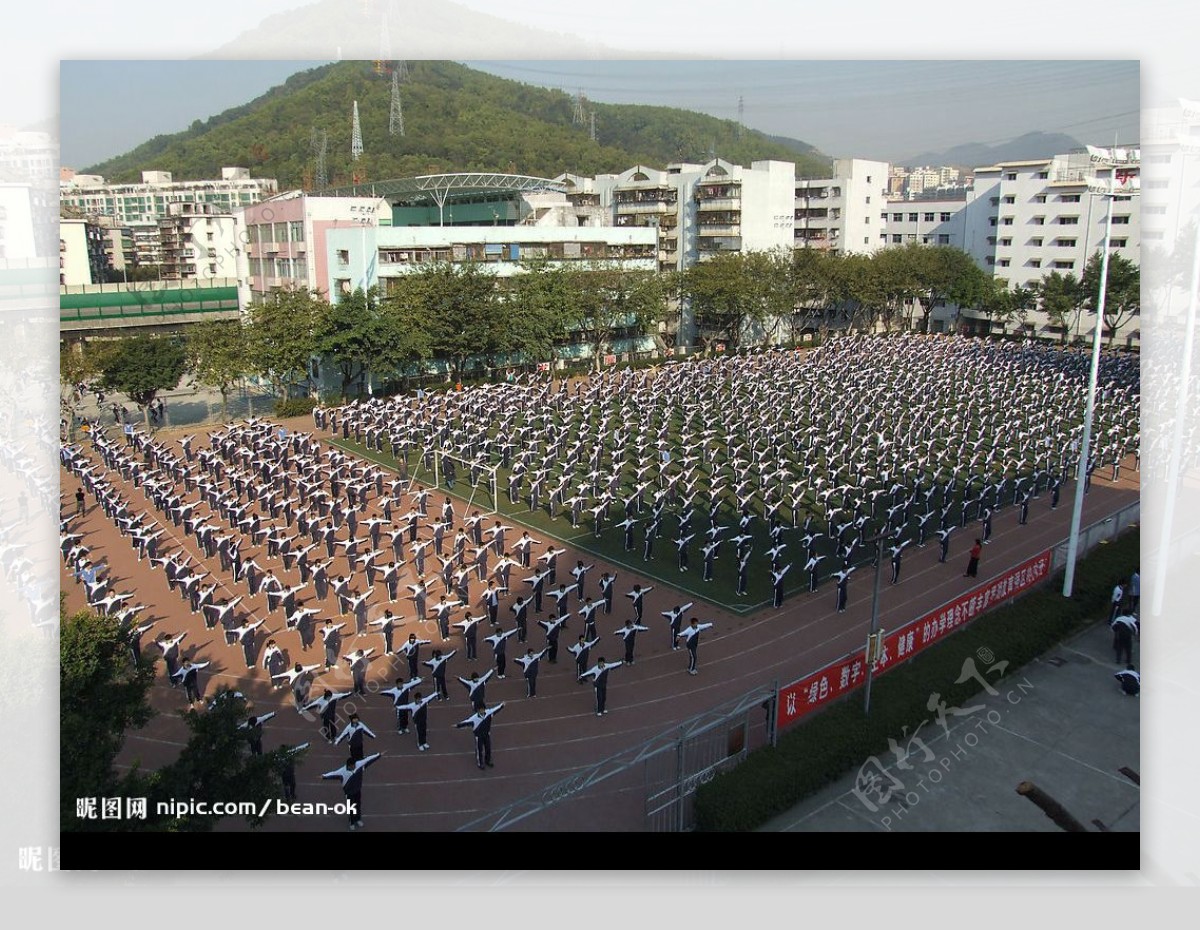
[416,445,501,515]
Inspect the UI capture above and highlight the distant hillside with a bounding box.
[86,60,831,189]
[901,131,1083,169]
[207,0,606,59]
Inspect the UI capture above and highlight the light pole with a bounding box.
[1062,145,1140,598]
[863,532,887,715]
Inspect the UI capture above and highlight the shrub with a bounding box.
[273,397,318,418]
[692,530,1139,832]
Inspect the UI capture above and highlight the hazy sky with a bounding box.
[59,58,1139,169]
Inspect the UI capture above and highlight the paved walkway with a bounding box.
[760,620,1140,833]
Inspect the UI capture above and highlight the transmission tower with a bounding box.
[572,89,587,126]
[311,127,328,190]
[737,95,744,140]
[390,69,405,136]
[589,110,597,143]
[395,59,408,81]
[351,100,364,161]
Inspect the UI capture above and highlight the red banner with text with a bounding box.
[777,549,1053,731]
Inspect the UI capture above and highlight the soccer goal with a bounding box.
[413,446,501,515]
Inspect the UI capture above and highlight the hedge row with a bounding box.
[273,397,319,418]
[693,529,1140,832]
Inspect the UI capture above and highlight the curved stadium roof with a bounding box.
[320,173,566,205]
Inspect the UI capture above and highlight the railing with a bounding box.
[455,684,776,832]
[1050,500,1140,574]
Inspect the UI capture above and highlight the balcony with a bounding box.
[696,223,741,237]
[696,197,740,211]
[615,201,675,215]
[697,236,742,253]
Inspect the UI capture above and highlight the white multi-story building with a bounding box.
[61,167,278,226]
[879,150,1141,342]
[0,183,38,261]
[795,158,890,255]
[0,127,56,185]
[59,218,110,286]
[158,202,241,282]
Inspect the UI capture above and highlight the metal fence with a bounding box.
[455,684,777,832]
[1050,500,1141,574]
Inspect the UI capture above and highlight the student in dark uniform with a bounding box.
[1114,664,1139,696]
[455,702,505,769]
[599,572,617,615]
[321,751,382,830]
[568,634,600,681]
[677,618,715,675]
[615,620,650,665]
[334,713,377,762]
[580,658,623,715]
[240,712,276,756]
[484,626,518,679]
[514,647,548,697]
[1111,613,1138,666]
[395,691,438,750]
[277,743,308,801]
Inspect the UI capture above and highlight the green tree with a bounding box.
[1081,250,1140,347]
[1035,270,1083,344]
[681,251,788,352]
[61,604,299,833]
[60,605,156,830]
[98,335,187,431]
[246,287,325,399]
[59,342,113,439]
[903,244,990,333]
[562,262,668,370]
[501,260,576,367]
[186,320,250,421]
[788,248,840,340]
[417,262,504,382]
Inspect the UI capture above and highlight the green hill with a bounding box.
[85,60,831,188]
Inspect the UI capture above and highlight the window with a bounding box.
[1036,171,1049,179]
[1002,217,1013,225]
[863,237,869,244]
[924,212,935,222]
[1057,238,1077,247]
[336,278,351,293]
[1034,195,1047,203]
[208,263,217,274]
[940,212,952,222]
[880,233,888,241]
[1000,238,1012,246]
[938,234,950,245]
[1112,215,1130,225]
[908,213,918,222]
[990,197,1000,206]
[865,196,871,203]
[1005,172,1017,180]
[892,234,903,243]
[881,212,888,221]
[1032,216,1045,225]
[987,236,997,245]
[289,221,304,242]
[337,249,349,264]
[893,212,904,221]
[1111,239,1128,248]
[1003,195,1015,204]
[1031,238,1043,247]
[1060,194,1081,203]
[989,218,998,227]
[906,233,916,241]
[1053,260,1075,269]
[998,259,1010,267]
[1029,259,1042,268]
[206,231,214,241]
[1058,216,1079,225]
[922,236,931,244]
[986,256,995,265]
